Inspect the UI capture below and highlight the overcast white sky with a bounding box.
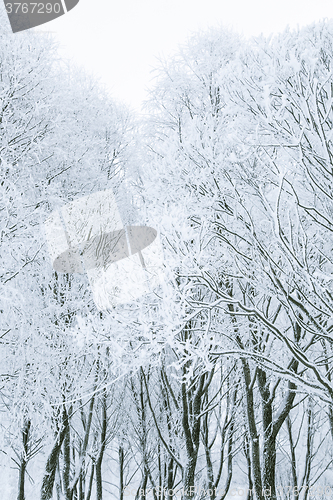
[37,0,333,111]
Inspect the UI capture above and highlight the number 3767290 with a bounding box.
[5,3,61,14]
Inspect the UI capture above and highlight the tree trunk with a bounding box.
[76,394,95,500]
[166,458,174,500]
[17,420,31,500]
[119,445,124,500]
[181,371,205,499]
[241,359,263,500]
[85,463,94,500]
[257,363,297,500]
[63,419,71,500]
[286,416,299,500]
[243,434,254,500]
[220,415,234,500]
[257,368,275,500]
[183,456,197,500]
[95,390,107,500]
[40,406,70,500]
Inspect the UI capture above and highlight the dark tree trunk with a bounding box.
[181,371,205,499]
[63,419,71,500]
[95,390,107,500]
[257,363,298,500]
[119,445,124,500]
[286,416,299,500]
[220,414,234,500]
[85,463,94,500]
[17,420,31,500]
[243,434,254,500]
[241,359,263,500]
[76,394,95,500]
[166,458,174,500]
[40,406,70,500]
[257,368,275,500]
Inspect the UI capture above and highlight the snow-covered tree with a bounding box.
[141,20,333,499]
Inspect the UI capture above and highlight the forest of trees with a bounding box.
[1,7,333,500]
